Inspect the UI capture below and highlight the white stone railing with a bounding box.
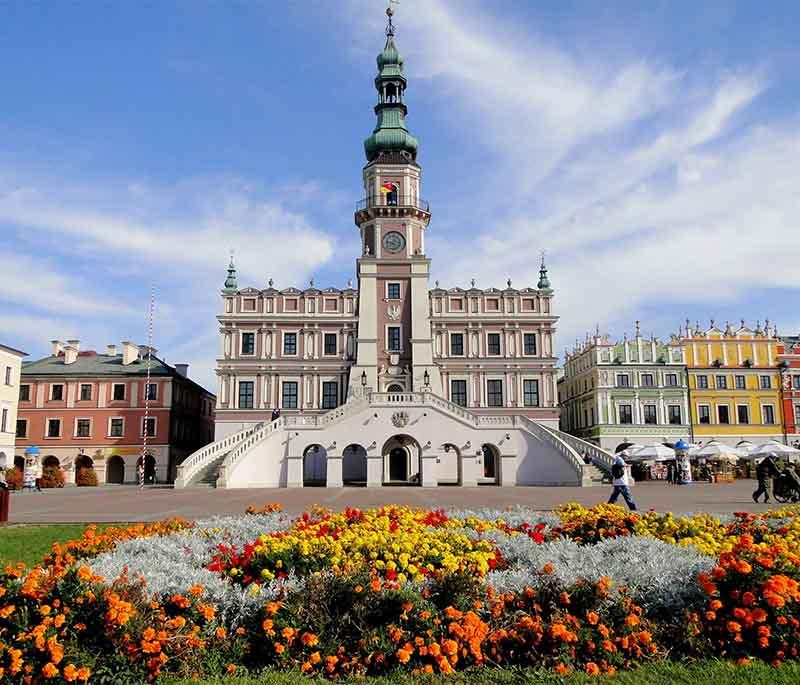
[516,416,585,481]
[175,423,262,488]
[217,417,285,486]
[542,426,615,474]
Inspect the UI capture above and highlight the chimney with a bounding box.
[51,340,63,356]
[138,345,158,359]
[106,344,117,356]
[121,341,139,365]
[64,345,78,365]
[66,339,80,353]
[174,363,189,377]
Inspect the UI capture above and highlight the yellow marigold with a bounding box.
[585,662,600,676]
[396,648,412,664]
[42,662,59,678]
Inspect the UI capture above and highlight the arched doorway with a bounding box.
[442,443,460,485]
[106,455,125,484]
[303,445,327,486]
[75,454,94,470]
[382,435,421,485]
[481,444,499,484]
[43,455,60,469]
[136,454,156,484]
[342,444,367,485]
[14,455,24,471]
[387,384,404,392]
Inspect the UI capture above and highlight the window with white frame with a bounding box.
[79,383,92,401]
[16,418,27,438]
[487,333,501,356]
[523,333,537,355]
[643,405,657,424]
[386,282,401,300]
[616,374,630,388]
[487,380,503,407]
[665,373,678,387]
[450,333,464,356]
[619,404,633,424]
[282,381,298,409]
[698,404,711,424]
[109,418,124,437]
[46,418,61,438]
[668,405,682,424]
[238,381,254,409]
[735,375,746,389]
[451,380,467,407]
[715,375,727,389]
[323,333,337,356]
[321,381,338,409]
[760,375,772,389]
[641,373,654,387]
[737,405,750,424]
[19,384,30,402]
[142,417,156,437]
[112,383,126,401]
[696,375,709,389]
[795,404,800,424]
[387,326,401,352]
[4,366,10,385]
[283,332,298,356]
[762,405,776,425]
[51,384,64,401]
[241,332,256,355]
[75,418,91,437]
[0,408,6,433]
[523,379,540,407]
[717,405,730,424]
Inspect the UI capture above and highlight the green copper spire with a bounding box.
[537,252,552,290]
[223,254,238,293]
[364,6,419,163]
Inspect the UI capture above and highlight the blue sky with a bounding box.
[2,0,799,391]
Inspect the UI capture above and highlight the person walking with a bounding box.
[666,460,675,485]
[753,453,780,503]
[608,454,637,510]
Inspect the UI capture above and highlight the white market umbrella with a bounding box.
[693,440,742,461]
[748,441,800,462]
[628,443,674,462]
[618,444,645,459]
[735,440,756,457]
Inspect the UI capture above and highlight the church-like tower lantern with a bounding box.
[351,6,440,396]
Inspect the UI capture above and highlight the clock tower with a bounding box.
[350,6,441,397]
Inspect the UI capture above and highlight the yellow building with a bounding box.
[679,321,784,445]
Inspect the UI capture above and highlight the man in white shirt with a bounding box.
[608,454,637,511]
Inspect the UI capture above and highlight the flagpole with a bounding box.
[140,284,156,491]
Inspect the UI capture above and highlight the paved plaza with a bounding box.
[1,479,786,523]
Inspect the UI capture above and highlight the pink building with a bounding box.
[16,340,215,484]
[177,9,607,489]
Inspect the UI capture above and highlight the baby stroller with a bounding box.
[774,469,800,503]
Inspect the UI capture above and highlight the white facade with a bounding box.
[0,344,27,470]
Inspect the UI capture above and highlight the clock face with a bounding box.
[383,231,406,254]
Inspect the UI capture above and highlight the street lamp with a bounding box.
[423,369,430,388]
[361,370,367,387]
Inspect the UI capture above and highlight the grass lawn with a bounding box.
[0,523,103,567]
[164,660,800,684]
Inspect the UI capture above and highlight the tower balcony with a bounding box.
[355,196,431,226]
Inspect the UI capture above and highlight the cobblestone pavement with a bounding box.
[2,479,785,523]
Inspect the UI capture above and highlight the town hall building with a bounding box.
[175,8,611,489]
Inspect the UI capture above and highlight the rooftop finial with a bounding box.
[537,249,551,290]
[223,251,238,293]
[635,320,641,337]
[386,0,399,35]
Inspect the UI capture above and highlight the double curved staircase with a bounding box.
[175,393,614,488]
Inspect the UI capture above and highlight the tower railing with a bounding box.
[356,196,430,212]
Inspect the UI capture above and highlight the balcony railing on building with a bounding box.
[355,195,430,213]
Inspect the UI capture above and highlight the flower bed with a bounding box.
[3,504,800,682]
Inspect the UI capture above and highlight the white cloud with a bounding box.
[342,0,794,353]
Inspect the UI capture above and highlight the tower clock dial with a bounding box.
[383,231,406,253]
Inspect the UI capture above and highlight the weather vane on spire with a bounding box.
[386,0,399,34]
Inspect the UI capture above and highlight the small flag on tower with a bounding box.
[380,182,395,194]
